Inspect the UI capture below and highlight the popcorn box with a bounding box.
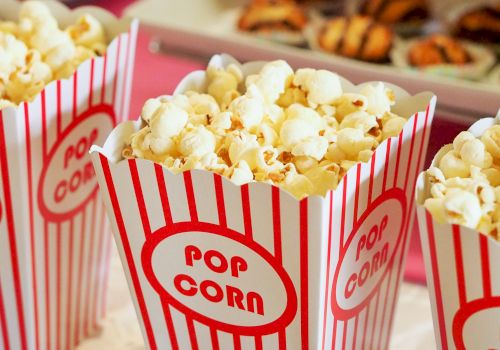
[416,111,500,350]
[91,55,435,350]
[0,2,138,350]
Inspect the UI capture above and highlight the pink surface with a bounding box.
[72,0,472,284]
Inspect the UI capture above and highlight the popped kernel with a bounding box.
[125,60,407,199]
[425,124,500,240]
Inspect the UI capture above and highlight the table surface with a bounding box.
[77,245,437,350]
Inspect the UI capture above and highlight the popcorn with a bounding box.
[481,125,500,159]
[0,1,107,106]
[424,124,500,240]
[125,60,407,199]
[293,68,342,107]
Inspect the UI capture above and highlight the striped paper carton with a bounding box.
[0,2,138,349]
[91,55,435,350]
[416,110,500,350]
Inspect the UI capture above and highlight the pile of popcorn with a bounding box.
[0,1,106,108]
[124,60,409,199]
[424,127,500,240]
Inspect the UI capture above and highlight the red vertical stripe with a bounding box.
[341,320,348,350]
[65,219,75,350]
[44,221,51,349]
[300,199,309,350]
[233,333,241,350]
[83,199,98,336]
[382,138,391,192]
[100,53,108,103]
[369,291,381,348]
[120,29,132,120]
[99,154,158,350]
[88,59,95,107]
[72,71,78,120]
[0,283,10,350]
[210,327,220,350]
[24,103,39,349]
[368,151,376,205]
[0,115,28,350]
[272,187,286,350]
[479,235,492,298]
[241,184,253,239]
[321,191,334,350]
[403,114,419,191]
[214,174,226,227]
[183,172,198,222]
[41,91,47,159]
[351,315,358,350]
[57,80,62,135]
[255,335,263,350]
[186,318,199,350]
[376,274,392,350]
[353,164,361,224]
[155,164,173,225]
[129,160,151,234]
[111,36,122,107]
[74,209,87,343]
[360,304,370,350]
[340,176,348,249]
[56,224,62,350]
[392,133,403,188]
[452,225,467,305]
[426,211,449,350]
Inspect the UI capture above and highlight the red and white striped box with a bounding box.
[91,55,436,350]
[0,2,138,349]
[416,112,500,350]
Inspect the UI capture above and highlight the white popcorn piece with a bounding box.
[149,102,189,138]
[228,131,260,165]
[443,189,482,228]
[66,14,106,54]
[291,136,328,161]
[207,66,241,105]
[279,118,317,149]
[481,125,500,159]
[360,82,395,117]
[304,162,339,196]
[482,167,500,187]
[452,131,476,153]
[334,93,368,120]
[340,111,378,134]
[0,32,28,81]
[459,138,493,168]
[178,125,216,158]
[286,103,326,132]
[255,122,279,147]
[438,151,470,179]
[357,149,374,162]
[187,92,220,117]
[293,68,342,107]
[427,166,446,184]
[276,86,307,108]
[229,91,265,130]
[251,60,293,104]
[294,155,318,174]
[337,128,375,159]
[382,116,407,139]
[226,160,254,186]
[141,98,163,124]
[209,111,232,133]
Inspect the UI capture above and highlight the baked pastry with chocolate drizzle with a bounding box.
[359,0,429,24]
[408,35,473,67]
[238,0,308,34]
[453,4,500,45]
[318,15,394,63]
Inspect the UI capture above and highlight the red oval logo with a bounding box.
[141,222,297,335]
[38,105,115,221]
[453,297,500,350]
[331,188,406,319]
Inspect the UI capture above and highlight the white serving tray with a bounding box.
[125,0,500,121]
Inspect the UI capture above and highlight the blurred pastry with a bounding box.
[408,34,472,67]
[359,0,429,24]
[453,3,500,45]
[318,15,394,63]
[238,0,308,34]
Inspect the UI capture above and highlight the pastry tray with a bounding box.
[125,0,500,121]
